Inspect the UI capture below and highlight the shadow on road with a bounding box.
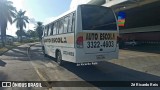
[61,61,160,81]
[0,72,9,90]
[31,48,42,52]
[32,44,160,90]
[60,61,160,90]
[0,46,30,61]
[0,60,6,67]
[0,72,8,81]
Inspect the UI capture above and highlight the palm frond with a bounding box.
[22,11,26,15]
[7,13,12,24]
[24,16,29,23]
[7,5,16,11]
[10,10,16,18]
[6,1,13,5]
[13,18,18,23]
[23,22,26,28]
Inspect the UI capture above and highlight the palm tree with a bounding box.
[35,22,43,41]
[16,30,21,40]
[13,10,29,42]
[0,0,16,47]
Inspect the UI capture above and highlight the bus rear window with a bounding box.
[81,5,117,30]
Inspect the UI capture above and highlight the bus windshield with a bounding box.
[81,5,117,30]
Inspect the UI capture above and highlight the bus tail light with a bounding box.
[76,36,83,48]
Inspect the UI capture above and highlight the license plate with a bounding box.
[96,55,105,59]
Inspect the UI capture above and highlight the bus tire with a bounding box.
[42,46,47,57]
[56,51,62,65]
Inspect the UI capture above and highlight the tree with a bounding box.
[27,30,37,38]
[13,10,29,42]
[35,22,43,41]
[16,30,26,39]
[0,0,16,47]
[16,30,21,39]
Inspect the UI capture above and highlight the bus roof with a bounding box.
[44,7,77,26]
[44,4,112,26]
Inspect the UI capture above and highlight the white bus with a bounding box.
[42,4,119,65]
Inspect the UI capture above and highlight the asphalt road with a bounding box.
[0,43,160,90]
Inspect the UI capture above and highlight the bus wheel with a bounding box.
[42,47,47,57]
[56,51,62,65]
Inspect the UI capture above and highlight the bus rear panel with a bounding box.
[75,5,119,63]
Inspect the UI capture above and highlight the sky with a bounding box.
[7,0,72,36]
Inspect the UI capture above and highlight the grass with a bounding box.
[0,42,24,55]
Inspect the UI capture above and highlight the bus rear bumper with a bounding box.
[75,51,118,63]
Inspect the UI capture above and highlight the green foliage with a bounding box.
[27,30,38,38]
[35,22,44,40]
[0,0,16,47]
[16,30,26,37]
[21,38,39,43]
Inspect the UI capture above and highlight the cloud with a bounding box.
[29,18,36,24]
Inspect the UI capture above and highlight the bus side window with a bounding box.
[56,21,59,34]
[48,24,51,36]
[44,26,48,36]
[64,16,69,33]
[59,18,64,34]
[72,13,75,32]
[53,22,57,35]
[68,12,75,33]
[42,27,45,37]
[44,27,46,36]
[68,13,73,33]
[50,23,54,35]
[46,25,49,36]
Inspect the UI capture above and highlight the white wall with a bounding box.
[70,0,91,9]
[70,0,128,9]
[102,0,128,7]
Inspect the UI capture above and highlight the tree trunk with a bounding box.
[0,21,7,47]
[20,26,23,43]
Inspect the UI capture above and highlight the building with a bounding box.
[70,0,160,43]
[0,35,14,44]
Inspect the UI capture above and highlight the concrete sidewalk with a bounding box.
[0,44,41,81]
[109,50,160,77]
[0,44,47,90]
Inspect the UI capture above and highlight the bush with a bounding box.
[21,39,39,43]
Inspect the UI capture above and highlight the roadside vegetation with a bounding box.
[0,0,43,55]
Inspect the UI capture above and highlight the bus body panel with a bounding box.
[43,33,76,62]
[61,48,76,63]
